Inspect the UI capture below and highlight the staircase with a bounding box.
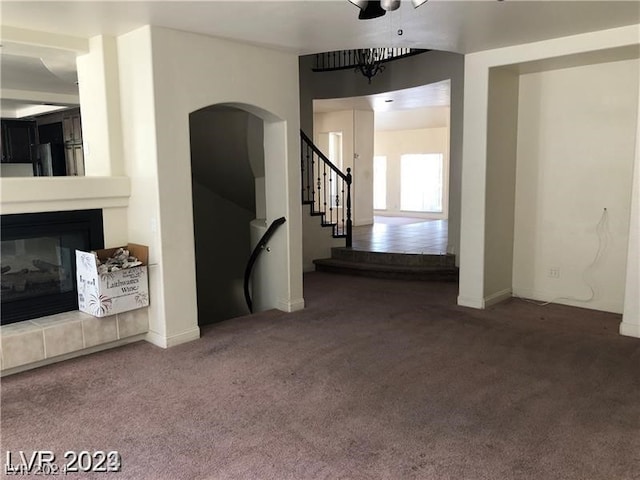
[301,130,352,246]
[301,131,458,282]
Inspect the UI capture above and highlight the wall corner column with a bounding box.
[76,35,125,176]
[620,84,640,338]
[457,55,489,309]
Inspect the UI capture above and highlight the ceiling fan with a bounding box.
[348,0,428,20]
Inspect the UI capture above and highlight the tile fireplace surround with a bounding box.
[0,176,147,376]
[0,309,148,376]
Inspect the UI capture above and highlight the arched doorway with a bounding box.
[189,105,266,325]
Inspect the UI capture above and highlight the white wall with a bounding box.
[374,126,450,221]
[314,109,374,226]
[484,68,519,304]
[513,59,638,313]
[458,24,640,337]
[354,110,374,226]
[116,27,167,345]
[315,110,354,171]
[118,26,303,347]
[76,36,124,176]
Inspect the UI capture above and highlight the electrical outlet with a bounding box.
[548,268,560,279]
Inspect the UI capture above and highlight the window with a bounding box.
[373,156,387,210]
[400,153,444,213]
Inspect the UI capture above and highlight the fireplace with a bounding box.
[1,210,104,325]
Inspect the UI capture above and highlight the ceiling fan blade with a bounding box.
[348,0,368,8]
[358,1,386,19]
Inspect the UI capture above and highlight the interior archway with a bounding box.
[189,103,281,325]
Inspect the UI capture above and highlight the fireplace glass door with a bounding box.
[1,210,104,324]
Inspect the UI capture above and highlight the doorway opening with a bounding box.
[313,81,451,255]
[189,105,266,325]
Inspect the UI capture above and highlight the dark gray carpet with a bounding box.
[2,272,639,479]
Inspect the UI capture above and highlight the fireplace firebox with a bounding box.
[1,210,104,325]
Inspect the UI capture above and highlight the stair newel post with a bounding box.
[346,167,353,248]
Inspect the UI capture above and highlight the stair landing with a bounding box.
[313,217,456,281]
[314,248,458,282]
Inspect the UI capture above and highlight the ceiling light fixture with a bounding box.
[355,48,390,84]
[381,0,401,11]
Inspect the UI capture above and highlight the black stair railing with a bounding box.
[243,216,286,313]
[300,130,352,248]
[311,48,429,72]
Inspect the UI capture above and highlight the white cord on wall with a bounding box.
[514,208,610,307]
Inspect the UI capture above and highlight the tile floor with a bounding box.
[351,216,448,255]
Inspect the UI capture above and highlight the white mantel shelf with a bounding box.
[0,176,130,214]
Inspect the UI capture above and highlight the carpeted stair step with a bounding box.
[313,257,459,281]
[330,247,456,268]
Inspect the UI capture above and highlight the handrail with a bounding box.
[300,130,352,247]
[300,130,349,182]
[243,216,286,313]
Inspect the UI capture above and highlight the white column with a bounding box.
[354,109,375,226]
[620,85,640,338]
[76,35,124,176]
[457,55,489,308]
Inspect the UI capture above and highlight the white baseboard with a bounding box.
[485,289,513,307]
[278,297,305,312]
[458,290,512,309]
[354,217,374,227]
[457,296,484,309]
[512,287,622,314]
[146,327,200,348]
[374,210,446,220]
[619,321,640,338]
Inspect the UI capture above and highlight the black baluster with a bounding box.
[329,170,333,228]
[340,180,345,236]
[308,145,312,203]
[323,162,327,218]
[346,168,352,248]
[312,154,316,210]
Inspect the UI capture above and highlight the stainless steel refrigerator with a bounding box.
[32,142,67,176]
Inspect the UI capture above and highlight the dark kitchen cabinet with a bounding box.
[35,107,85,175]
[1,120,37,163]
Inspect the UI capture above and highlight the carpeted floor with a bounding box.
[2,272,639,479]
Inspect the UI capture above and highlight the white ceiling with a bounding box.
[314,81,451,130]
[1,1,638,119]
[2,1,639,55]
